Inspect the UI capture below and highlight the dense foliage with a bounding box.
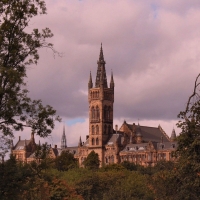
[0,0,61,140]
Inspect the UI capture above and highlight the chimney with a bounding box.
[86,135,89,140]
[54,145,57,149]
[19,136,21,141]
[115,125,118,132]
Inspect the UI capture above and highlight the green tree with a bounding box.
[55,150,78,171]
[151,74,200,200]
[83,150,100,170]
[0,0,61,138]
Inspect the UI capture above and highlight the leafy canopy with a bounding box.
[0,0,61,139]
[83,150,100,170]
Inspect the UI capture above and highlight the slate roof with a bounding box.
[83,138,89,147]
[121,143,149,152]
[157,141,177,150]
[106,133,123,145]
[126,123,170,143]
[13,139,31,150]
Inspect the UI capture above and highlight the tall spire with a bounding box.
[61,125,67,149]
[110,70,114,89]
[95,43,108,88]
[88,71,93,89]
[99,43,105,62]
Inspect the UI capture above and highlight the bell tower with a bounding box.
[88,44,114,164]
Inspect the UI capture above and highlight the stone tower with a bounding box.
[88,44,114,164]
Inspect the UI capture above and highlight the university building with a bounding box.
[12,45,177,166]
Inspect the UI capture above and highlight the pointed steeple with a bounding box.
[110,70,114,89]
[61,125,67,149]
[99,43,105,62]
[170,128,176,142]
[88,71,93,89]
[78,136,82,147]
[136,123,142,137]
[95,43,108,88]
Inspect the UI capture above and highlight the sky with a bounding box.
[13,0,200,148]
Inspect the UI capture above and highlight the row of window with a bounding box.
[90,91,99,99]
[105,155,114,164]
[91,138,99,145]
[91,105,112,121]
[120,152,174,162]
[91,124,112,134]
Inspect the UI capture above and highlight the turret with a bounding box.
[170,128,176,142]
[136,123,143,144]
[110,71,114,89]
[88,71,93,89]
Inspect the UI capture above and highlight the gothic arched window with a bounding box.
[96,125,99,135]
[92,138,95,145]
[108,106,111,120]
[96,138,99,145]
[91,107,95,119]
[96,106,100,120]
[92,125,95,135]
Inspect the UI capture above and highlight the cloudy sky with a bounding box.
[14,0,200,147]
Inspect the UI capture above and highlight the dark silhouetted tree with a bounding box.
[0,0,61,139]
[83,150,100,170]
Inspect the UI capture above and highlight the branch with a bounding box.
[184,73,200,121]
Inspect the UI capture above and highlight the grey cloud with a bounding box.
[24,0,200,123]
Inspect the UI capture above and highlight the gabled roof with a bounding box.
[106,133,123,145]
[122,122,170,143]
[13,139,31,150]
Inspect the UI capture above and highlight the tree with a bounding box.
[83,150,100,170]
[55,150,78,171]
[0,0,61,138]
[174,73,200,199]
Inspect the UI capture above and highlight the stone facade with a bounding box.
[75,44,177,167]
[12,45,177,167]
[11,133,37,163]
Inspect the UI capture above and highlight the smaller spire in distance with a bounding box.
[110,70,114,89]
[88,71,93,89]
[61,125,67,149]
